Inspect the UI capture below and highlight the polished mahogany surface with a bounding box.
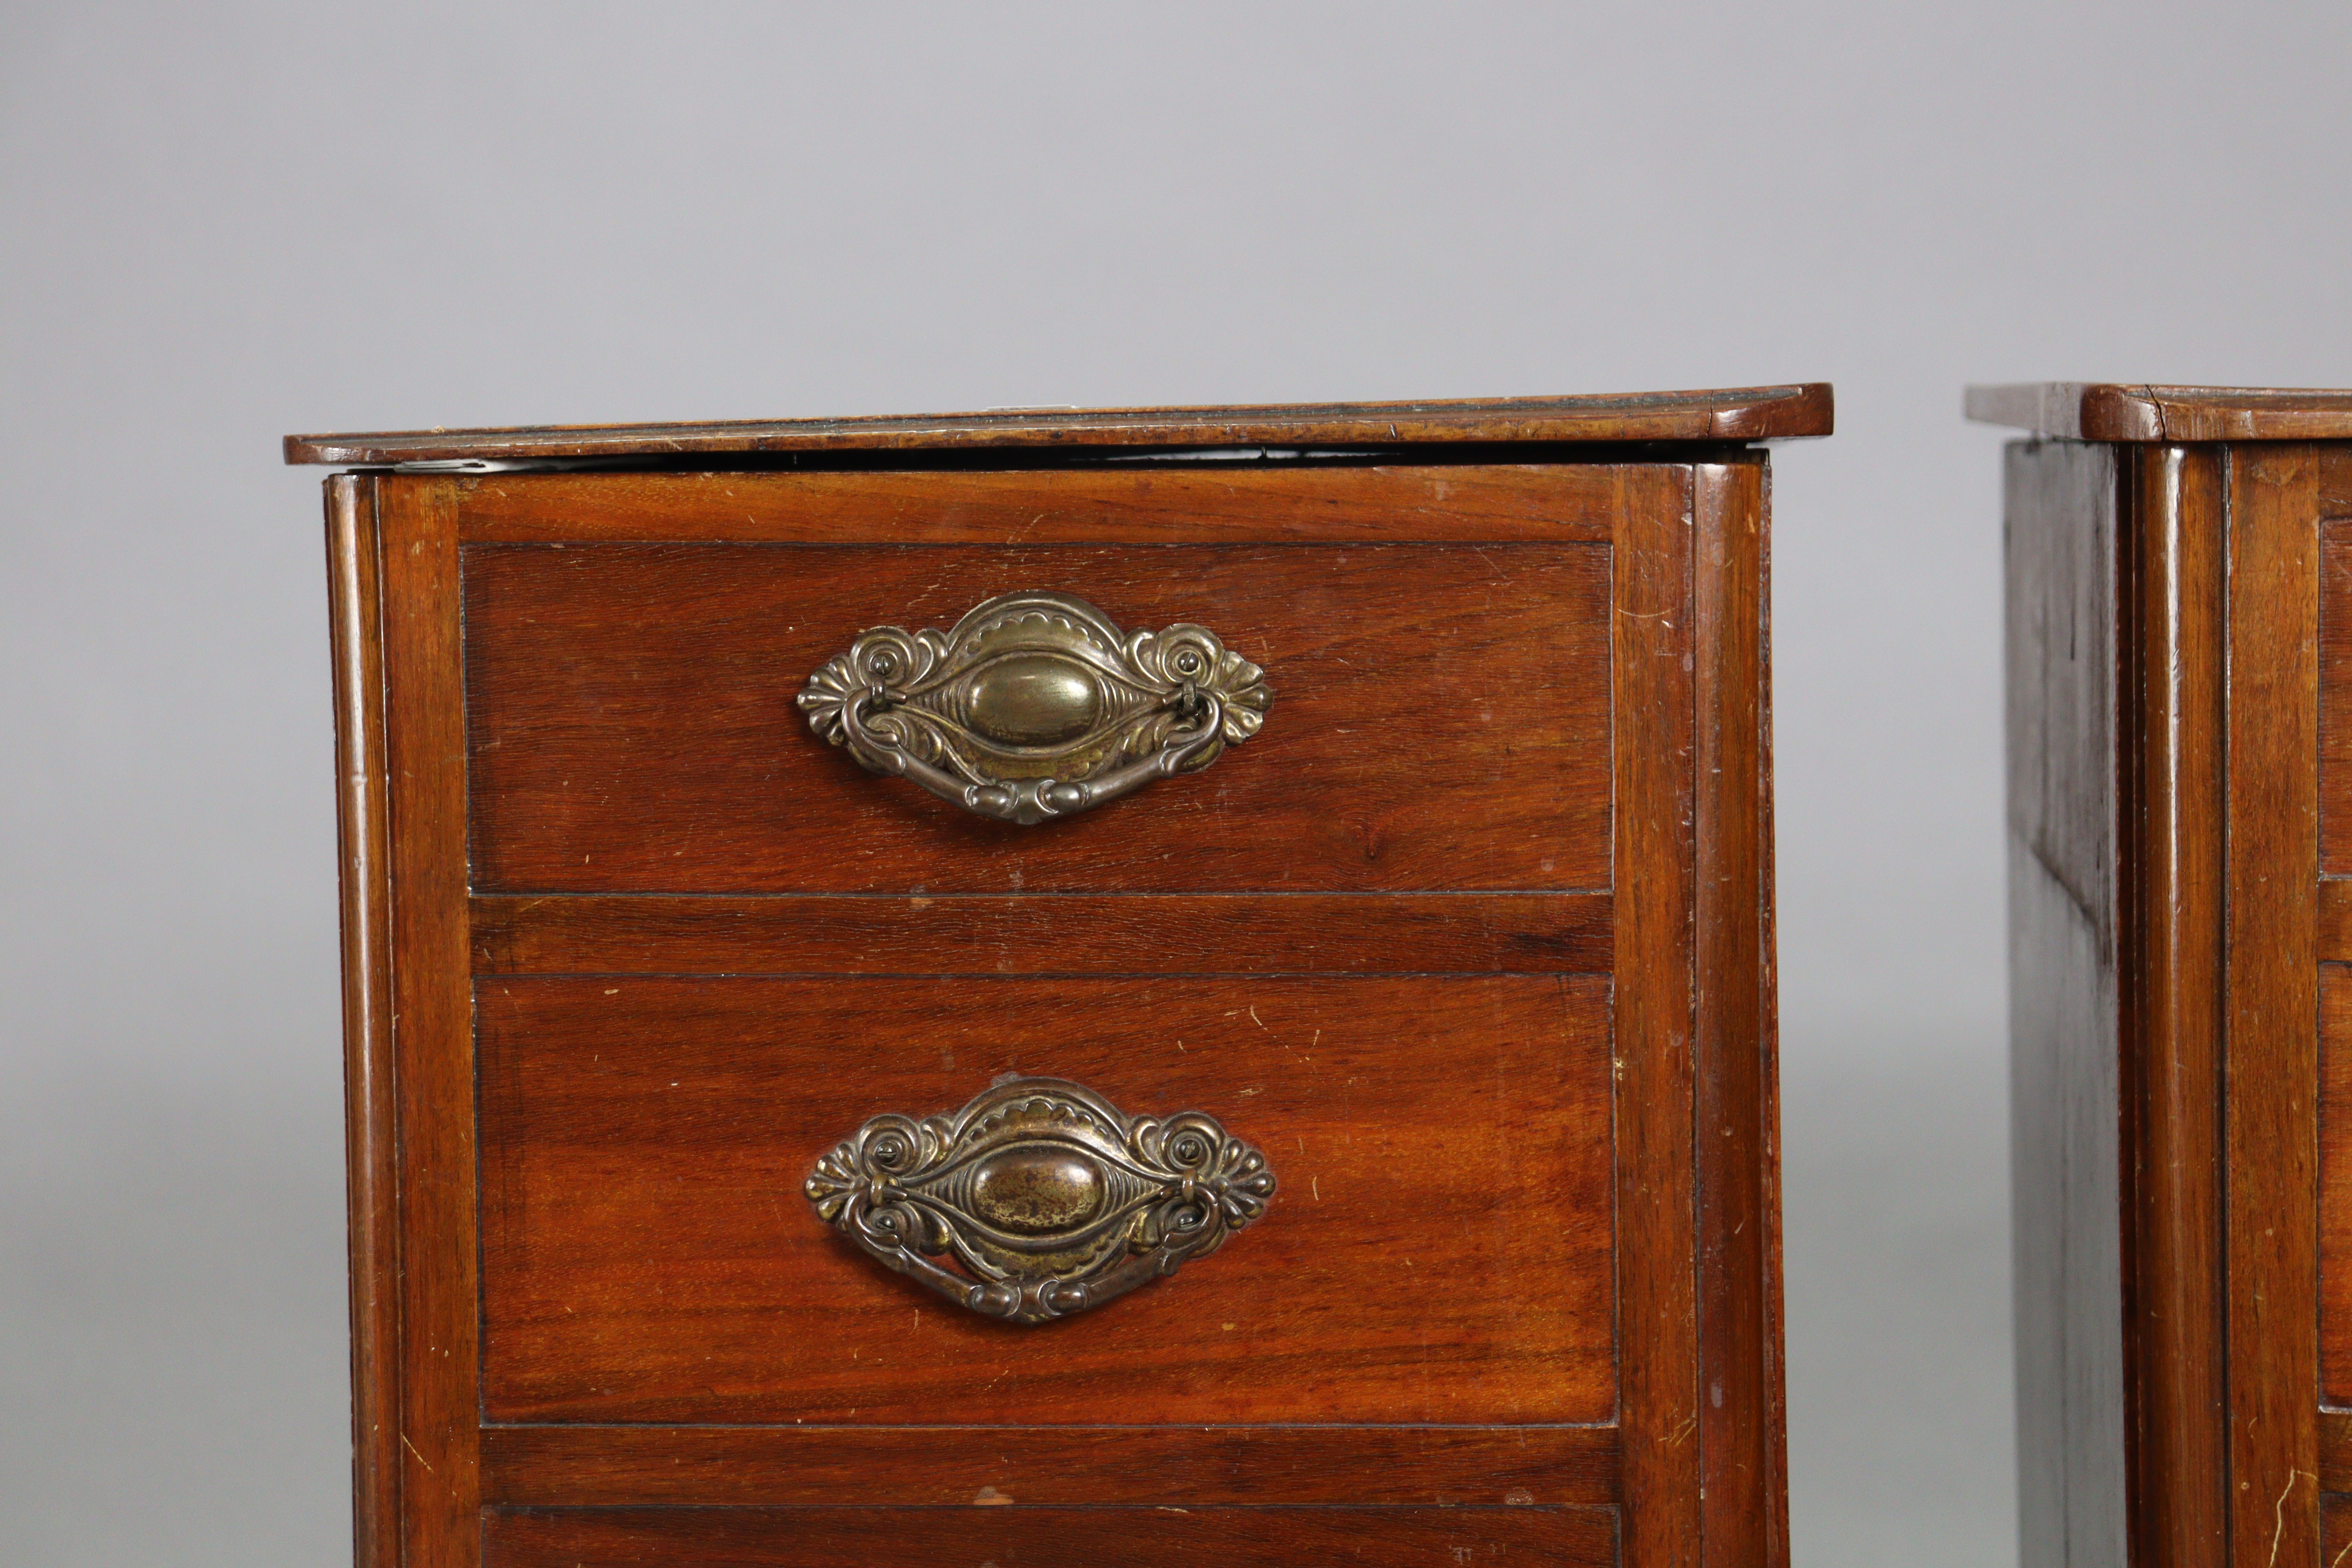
[1969,383,2352,442]
[285,382,1832,465]
[2000,407,2352,1568]
[464,537,1611,894]
[309,393,1798,1568]
[479,974,1616,1426]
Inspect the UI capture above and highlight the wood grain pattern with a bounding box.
[2004,437,2128,1568]
[479,1504,1621,1568]
[477,975,1616,1426]
[2318,522,2352,874]
[1613,465,1700,1568]
[2223,444,2322,1568]
[469,892,1613,976]
[1968,384,2352,442]
[328,475,399,1568]
[478,1425,1621,1509]
[1755,458,1791,1568]
[2321,964,2352,1407]
[284,381,1833,463]
[2001,429,2350,1568]
[378,476,482,1567]
[2321,881,2352,962]
[2322,1413,2352,1491]
[318,436,1792,1563]
[1691,460,1778,1568]
[462,539,1616,895]
[455,463,1622,545]
[2118,445,2229,1567]
[2320,447,2352,521]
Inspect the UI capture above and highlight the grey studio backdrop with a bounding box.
[4,4,2349,1564]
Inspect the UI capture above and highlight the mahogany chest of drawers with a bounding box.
[1979,384,2352,1568]
[288,384,1830,1568]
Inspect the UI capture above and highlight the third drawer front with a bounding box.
[482,1505,1619,1567]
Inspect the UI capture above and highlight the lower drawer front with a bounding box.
[482,1506,1618,1567]
[478,972,1616,1426]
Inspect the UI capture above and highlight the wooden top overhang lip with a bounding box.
[1966,383,2352,442]
[283,383,1833,466]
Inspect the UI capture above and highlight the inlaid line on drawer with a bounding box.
[470,891,1613,976]
[478,1424,1622,1509]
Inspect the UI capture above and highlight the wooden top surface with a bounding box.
[284,384,1832,465]
[1967,384,2352,442]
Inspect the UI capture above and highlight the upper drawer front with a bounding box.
[458,469,1620,896]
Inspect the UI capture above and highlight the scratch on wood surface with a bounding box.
[2268,1469,2312,1568]
[400,1432,435,1474]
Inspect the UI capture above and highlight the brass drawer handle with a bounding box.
[796,591,1270,824]
[805,1076,1276,1325]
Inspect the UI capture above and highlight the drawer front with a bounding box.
[482,1504,1619,1568]
[479,973,1615,1425]
[462,540,1611,893]
[334,460,1776,1568]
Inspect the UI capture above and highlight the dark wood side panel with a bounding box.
[378,476,482,1567]
[456,464,1619,544]
[480,1504,1620,1568]
[2004,438,2126,1568]
[462,537,1617,895]
[1690,459,1779,1568]
[478,1425,1620,1510]
[1614,465,1700,1568]
[2223,445,2323,1568]
[328,475,398,1568]
[470,891,1612,975]
[2119,446,2229,1568]
[2321,965,2352,1407]
[2328,1495,2352,1568]
[477,974,1616,1427]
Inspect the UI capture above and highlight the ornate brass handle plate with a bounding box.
[804,1077,1276,1325]
[796,592,1270,824]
